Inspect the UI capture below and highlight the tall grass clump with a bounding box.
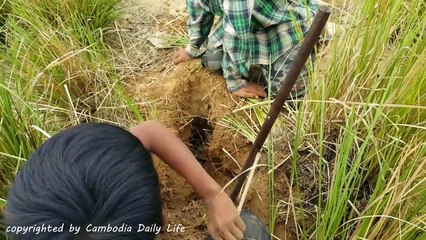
[0,1,141,235]
[221,0,425,239]
[14,0,121,46]
[0,71,47,201]
[1,0,126,106]
[308,0,426,239]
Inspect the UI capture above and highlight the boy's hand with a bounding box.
[232,83,267,99]
[206,192,245,240]
[173,49,192,64]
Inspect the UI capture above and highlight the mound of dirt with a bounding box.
[130,59,329,240]
[130,61,286,239]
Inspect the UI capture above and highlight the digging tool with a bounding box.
[230,8,331,203]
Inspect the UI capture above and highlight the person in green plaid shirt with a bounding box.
[173,0,318,99]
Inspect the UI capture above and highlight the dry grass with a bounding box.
[106,0,188,79]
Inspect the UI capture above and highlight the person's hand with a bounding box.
[232,83,267,99]
[173,49,192,64]
[206,192,245,240]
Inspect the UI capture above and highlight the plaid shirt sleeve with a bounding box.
[185,0,215,58]
[221,0,253,92]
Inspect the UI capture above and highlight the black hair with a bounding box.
[5,123,162,240]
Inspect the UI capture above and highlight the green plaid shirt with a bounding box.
[185,0,318,92]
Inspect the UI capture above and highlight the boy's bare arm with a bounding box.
[130,120,245,240]
[130,120,221,201]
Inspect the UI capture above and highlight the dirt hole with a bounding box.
[188,117,213,162]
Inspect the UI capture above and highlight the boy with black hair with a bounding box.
[5,121,270,240]
[173,0,318,99]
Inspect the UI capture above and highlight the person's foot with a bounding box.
[232,83,266,99]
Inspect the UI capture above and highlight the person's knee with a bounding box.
[202,49,223,72]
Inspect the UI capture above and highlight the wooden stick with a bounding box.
[237,152,261,213]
